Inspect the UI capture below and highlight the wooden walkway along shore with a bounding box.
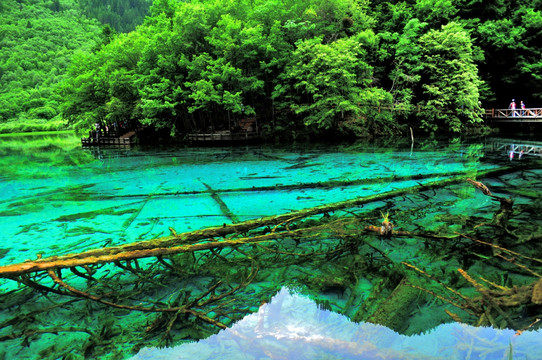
[187,117,261,144]
[485,108,542,122]
[187,131,260,143]
[81,130,136,147]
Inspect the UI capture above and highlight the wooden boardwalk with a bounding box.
[187,117,260,144]
[81,131,135,147]
[485,108,542,122]
[187,131,260,143]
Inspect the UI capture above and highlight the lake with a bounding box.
[1,132,542,359]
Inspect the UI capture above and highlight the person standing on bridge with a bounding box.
[521,100,526,116]
[509,99,517,117]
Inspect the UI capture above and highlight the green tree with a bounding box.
[59,29,145,134]
[58,52,110,134]
[416,22,483,132]
[136,5,200,135]
[415,0,459,27]
[78,0,151,33]
[274,31,397,137]
[387,18,427,116]
[518,7,542,98]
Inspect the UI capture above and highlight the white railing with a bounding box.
[488,108,542,118]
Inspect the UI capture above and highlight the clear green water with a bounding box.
[1,133,541,359]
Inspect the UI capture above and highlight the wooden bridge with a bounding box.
[485,108,542,122]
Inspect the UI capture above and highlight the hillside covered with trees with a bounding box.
[3,0,542,140]
[0,0,150,132]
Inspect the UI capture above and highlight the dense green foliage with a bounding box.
[77,0,152,33]
[4,0,542,139]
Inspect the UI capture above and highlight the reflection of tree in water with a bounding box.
[1,165,542,359]
[0,133,94,178]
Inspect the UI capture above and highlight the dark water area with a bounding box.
[1,132,542,359]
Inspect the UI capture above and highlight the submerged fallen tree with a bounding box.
[0,165,515,277]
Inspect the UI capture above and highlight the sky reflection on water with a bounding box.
[133,288,542,360]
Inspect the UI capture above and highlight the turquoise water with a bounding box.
[1,133,542,359]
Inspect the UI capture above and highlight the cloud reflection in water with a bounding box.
[133,288,542,360]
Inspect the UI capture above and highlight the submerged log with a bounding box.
[0,165,514,278]
[78,169,502,201]
[365,278,424,333]
[200,180,240,223]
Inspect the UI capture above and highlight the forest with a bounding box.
[2,0,542,140]
[0,0,150,133]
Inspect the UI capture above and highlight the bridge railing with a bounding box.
[487,108,542,118]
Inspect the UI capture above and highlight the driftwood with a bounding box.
[0,165,514,279]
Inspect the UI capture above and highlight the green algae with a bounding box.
[0,204,46,217]
[366,278,426,334]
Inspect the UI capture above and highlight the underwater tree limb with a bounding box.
[407,283,477,317]
[364,225,460,240]
[200,180,239,223]
[457,268,525,329]
[466,177,516,252]
[496,254,542,278]
[46,261,258,318]
[460,233,542,265]
[402,262,479,311]
[76,169,487,202]
[0,298,82,332]
[17,274,70,296]
[0,165,515,279]
[1,229,307,277]
[47,269,168,313]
